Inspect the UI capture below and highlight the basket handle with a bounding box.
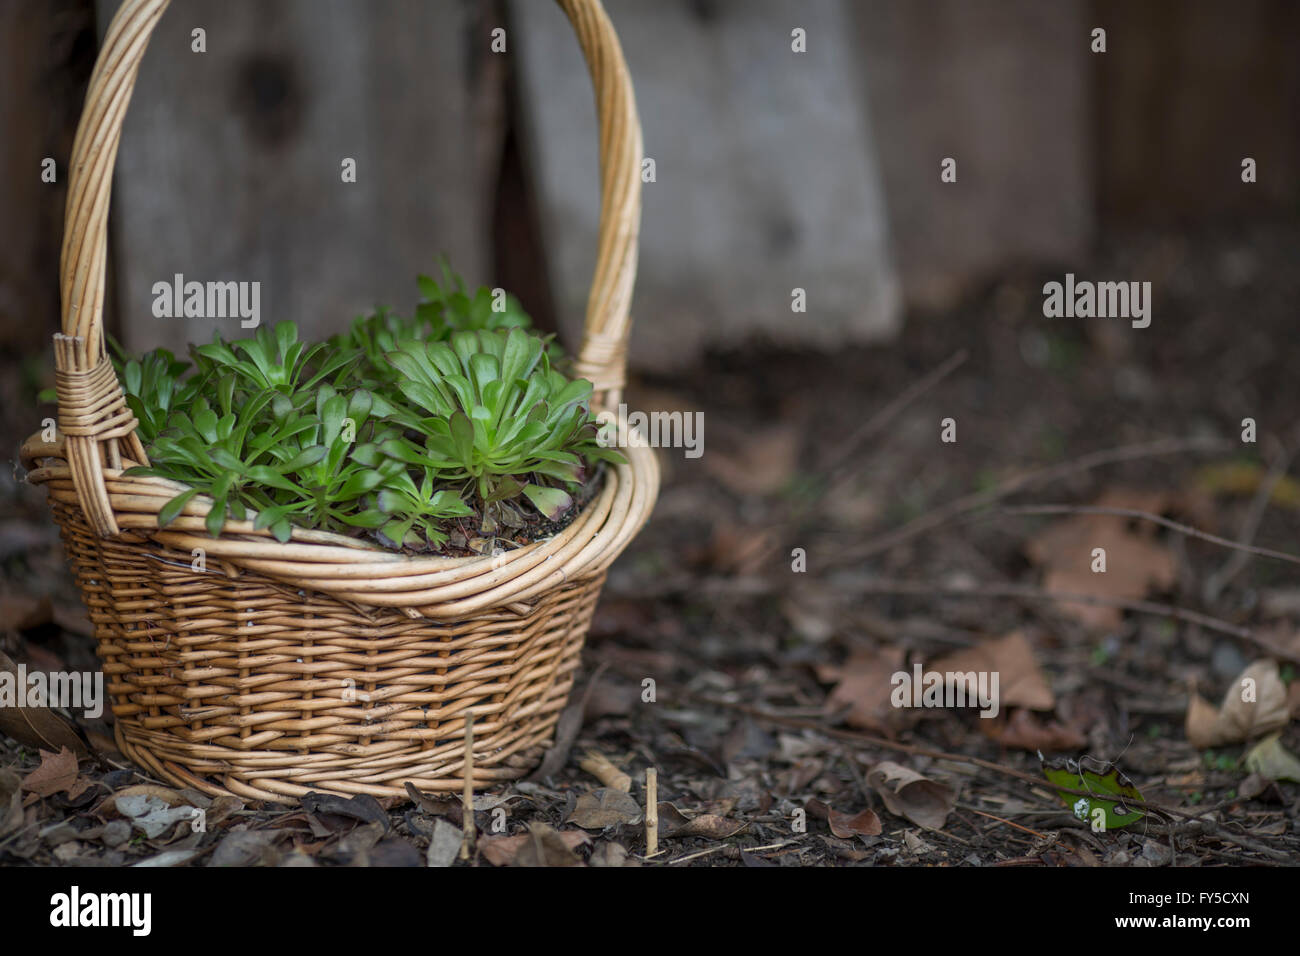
[56,0,643,538]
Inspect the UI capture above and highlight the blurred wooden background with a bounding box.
[1,0,1297,367]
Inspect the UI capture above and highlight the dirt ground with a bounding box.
[3,222,1299,866]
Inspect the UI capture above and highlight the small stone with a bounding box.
[1141,839,1172,865]
[101,819,132,849]
[1211,642,1249,680]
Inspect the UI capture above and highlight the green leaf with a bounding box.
[245,465,304,495]
[205,494,229,538]
[1040,754,1145,830]
[158,489,198,528]
[449,411,475,467]
[522,484,573,520]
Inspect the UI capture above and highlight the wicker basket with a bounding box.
[21,0,658,803]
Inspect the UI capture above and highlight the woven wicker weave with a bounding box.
[22,0,658,802]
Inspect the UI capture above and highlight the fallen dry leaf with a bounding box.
[212,829,286,867]
[902,829,937,855]
[0,651,90,756]
[806,799,882,839]
[20,746,89,802]
[704,425,799,498]
[1244,733,1300,783]
[479,825,589,866]
[115,793,198,840]
[567,788,643,830]
[1025,489,1177,630]
[589,842,635,867]
[301,792,390,833]
[656,802,746,840]
[98,783,190,818]
[982,708,1087,752]
[690,522,779,577]
[1185,660,1289,748]
[823,645,908,732]
[425,819,463,867]
[866,761,956,831]
[928,631,1055,711]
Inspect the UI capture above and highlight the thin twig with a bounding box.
[821,349,969,477]
[460,716,475,861]
[996,503,1300,569]
[663,839,795,866]
[1203,442,1296,603]
[965,808,1047,841]
[851,577,1300,664]
[645,768,659,858]
[844,436,1227,559]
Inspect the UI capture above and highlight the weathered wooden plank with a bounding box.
[511,0,903,371]
[1095,0,1300,224]
[0,0,94,353]
[852,0,1094,310]
[97,0,498,355]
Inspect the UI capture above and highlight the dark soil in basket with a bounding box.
[3,222,1300,867]
[428,461,607,558]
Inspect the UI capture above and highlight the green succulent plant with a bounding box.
[114,268,618,553]
[381,327,623,523]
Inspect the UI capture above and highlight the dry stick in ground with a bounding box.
[996,503,1300,570]
[844,436,1228,560]
[688,695,1293,863]
[666,840,795,866]
[460,716,475,861]
[1203,440,1297,604]
[645,768,659,858]
[853,578,1300,666]
[580,750,631,791]
[746,349,970,567]
[820,349,969,479]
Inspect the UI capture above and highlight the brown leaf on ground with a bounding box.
[20,746,88,802]
[823,645,908,732]
[655,802,746,840]
[1185,660,1290,748]
[212,829,286,867]
[866,761,956,831]
[589,841,635,867]
[689,522,779,577]
[1244,733,1300,783]
[806,799,882,838]
[425,819,463,867]
[1025,489,1177,630]
[928,631,1054,711]
[0,593,52,631]
[981,708,1087,752]
[0,652,90,756]
[704,425,799,498]
[567,788,643,829]
[98,784,188,820]
[479,823,588,867]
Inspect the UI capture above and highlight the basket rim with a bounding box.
[26,431,659,618]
